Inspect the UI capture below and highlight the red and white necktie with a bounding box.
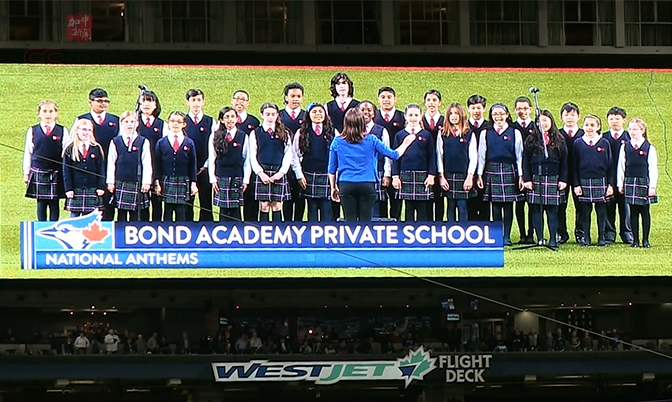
[172,136,180,152]
[633,143,639,150]
[225,131,233,142]
[315,125,322,136]
[267,128,273,136]
[194,116,199,125]
[45,125,52,136]
[237,115,242,124]
[82,145,88,159]
[145,117,151,128]
[410,128,415,135]
[473,121,479,129]
[521,121,526,129]
[496,127,501,134]
[97,115,103,125]
[453,128,459,137]
[126,137,131,148]
[589,140,593,147]
[543,132,550,146]
[384,113,390,123]
[290,110,296,120]
[429,119,435,130]
[568,129,573,138]
[340,102,346,112]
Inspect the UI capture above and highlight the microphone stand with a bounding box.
[514,89,557,252]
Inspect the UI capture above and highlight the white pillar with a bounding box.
[614,0,624,47]
[303,0,316,45]
[380,0,394,46]
[538,0,548,47]
[459,0,470,47]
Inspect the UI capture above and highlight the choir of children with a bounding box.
[23,80,660,248]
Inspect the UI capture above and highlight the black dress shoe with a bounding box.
[631,243,639,248]
[622,235,634,244]
[558,234,569,244]
[597,240,607,247]
[504,238,513,246]
[643,241,651,248]
[548,240,558,248]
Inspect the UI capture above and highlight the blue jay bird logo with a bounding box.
[36,211,111,250]
[397,346,437,388]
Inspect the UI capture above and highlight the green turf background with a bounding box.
[0,65,670,279]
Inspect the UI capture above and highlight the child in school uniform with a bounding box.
[467,94,490,222]
[280,82,306,222]
[476,103,524,246]
[76,88,119,221]
[137,90,164,222]
[106,111,153,222]
[209,107,251,222]
[604,107,633,244]
[232,89,261,222]
[436,103,477,222]
[359,101,392,218]
[513,96,536,244]
[154,111,198,222]
[558,102,585,244]
[249,103,293,222]
[326,72,360,134]
[292,103,333,222]
[522,110,568,247]
[62,119,105,217]
[24,100,68,221]
[573,115,613,247]
[185,88,218,222]
[617,118,658,248]
[423,89,445,221]
[374,86,405,220]
[392,104,436,222]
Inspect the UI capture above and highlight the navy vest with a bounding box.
[374,110,406,138]
[113,136,146,183]
[77,113,119,153]
[442,131,472,174]
[215,130,247,178]
[255,127,286,168]
[63,144,105,190]
[280,109,305,135]
[301,126,330,173]
[155,137,197,180]
[138,117,164,151]
[237,114,260,134]
[31,124,64,170]
[327,99,360,133]
[485,126,516,164]
[186,114,213,167]
[624,141,650,178]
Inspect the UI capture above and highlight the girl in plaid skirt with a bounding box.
[293,103,334,221]
[106,111,153,222]
[392,104,437,222]
[437,103,477,222]
[522,110,568,247]
[617,118,658,248]
[476,103,524,246]
[62,119,106,217]
[209,107,251,222]
[23,100,68,221]
[249,103,293,222]
[359,100,392,218]
[573,115,614,246]
[154,111,198,222]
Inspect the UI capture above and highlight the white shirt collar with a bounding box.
[424,111,440,123]
[582,133,602,144]
[517,118,532,126]
[91,110,106,123]
[494,123,509,133]
[312,122,322,132]
[631,137,646,147]
[261,123,274,132]
[189,111,204,122]
[406,124,421,133]
[337,97,352,108]
[562,125,579,134]
[142,115,155,125]
[381,107,396,118]
[225,126,238,135]
[365,121,374,132]
[469,117,485,127]
[609,128,624,138]
[40,122,55,131]
[237,111,248,122]
[285,106,301,116]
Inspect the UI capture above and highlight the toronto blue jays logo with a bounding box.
[36,211,111,250]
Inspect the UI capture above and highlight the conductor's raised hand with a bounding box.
[402,133,417,147]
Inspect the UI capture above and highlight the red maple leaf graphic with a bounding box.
[82,222,110,242]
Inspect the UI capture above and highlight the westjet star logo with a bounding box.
[212,346,436,387]
[36,210,110,249]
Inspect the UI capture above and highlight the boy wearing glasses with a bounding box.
[232,90,261,221]
[76,88,119,221]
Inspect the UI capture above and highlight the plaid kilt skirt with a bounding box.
[114,181,149,210]
[374,171,388,201]
[214,176,244,208]
[25,167,64,200]
[397,170,432,201]
[577,177,613,203]
[301,171,330,199]
[624,176,658,206]
[483,162,524,203]
[254,165,290,202]
[161,176,190,205]
[65,188,103,213]
[442,172,476,200]
[527,175,566,206]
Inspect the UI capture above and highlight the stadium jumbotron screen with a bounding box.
[0,64,669,279]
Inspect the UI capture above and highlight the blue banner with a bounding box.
[20,211,503,269]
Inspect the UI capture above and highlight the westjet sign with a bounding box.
[212,347,436,388]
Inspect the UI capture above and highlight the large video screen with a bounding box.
[0,64,669,279]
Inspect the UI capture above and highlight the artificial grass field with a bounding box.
[0,64,670,279]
